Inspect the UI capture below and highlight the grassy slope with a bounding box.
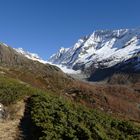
[0,76,139,140]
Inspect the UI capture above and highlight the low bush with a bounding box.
[29,93,140,140]
[0,76,35,105]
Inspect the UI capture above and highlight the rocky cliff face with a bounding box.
[0,103,5,120]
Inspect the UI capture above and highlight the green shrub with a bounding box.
[29,94,140,140]
[0,76,35,105]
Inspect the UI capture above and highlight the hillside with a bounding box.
[0,76,140,140]
[0,43,73,90]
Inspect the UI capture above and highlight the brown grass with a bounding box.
[64,80,140,121]
[0,100,25,140]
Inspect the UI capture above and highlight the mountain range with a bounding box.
[3,28,140,82]
[48,28,140,81]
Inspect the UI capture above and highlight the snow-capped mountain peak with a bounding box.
[16,48,40,59]
[15,48,47,64]
[48,28,140,72]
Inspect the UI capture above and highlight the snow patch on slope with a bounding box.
[48,62,81,74]
[56,65,81,74]
[0,42,11,48]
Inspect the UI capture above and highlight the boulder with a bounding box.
[0,103,5,120]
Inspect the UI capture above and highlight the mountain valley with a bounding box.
[0,28,140,139]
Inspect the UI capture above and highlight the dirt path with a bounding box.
[19,98,32,140]
[0,100,26,140]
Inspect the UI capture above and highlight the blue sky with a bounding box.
[0,0,140,59]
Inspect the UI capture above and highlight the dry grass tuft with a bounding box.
[0,100,25,140]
